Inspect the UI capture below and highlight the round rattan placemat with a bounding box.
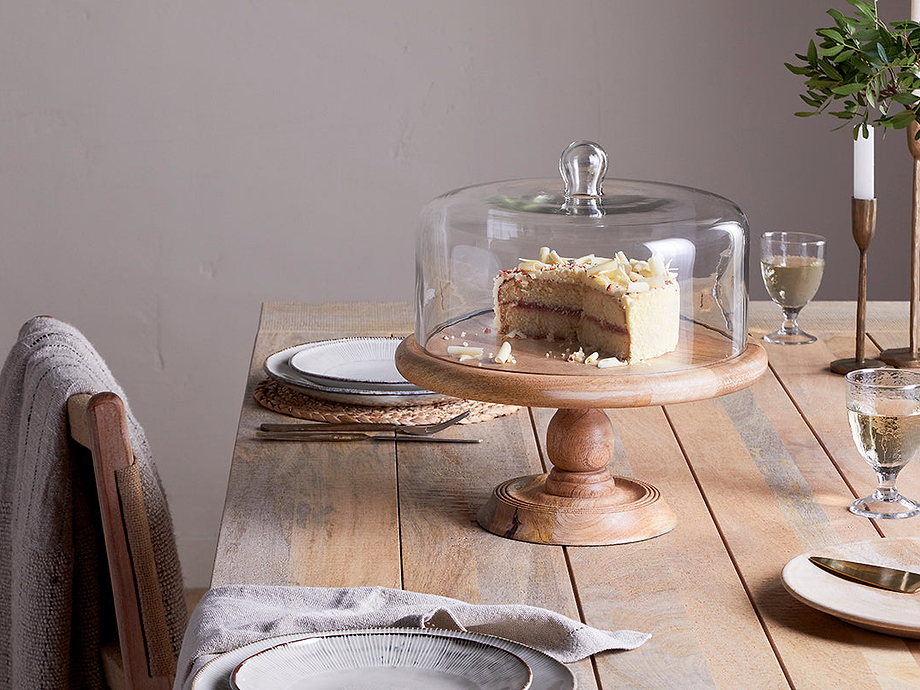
[254,378,520,425]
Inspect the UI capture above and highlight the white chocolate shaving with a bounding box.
[626,280,650,293]
[494,341,513,364]
[597,356,627,368]
[510,248,676,295]
[447,345,484,361]
[587,259,621,276]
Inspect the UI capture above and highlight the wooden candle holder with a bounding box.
[831,197,886,374]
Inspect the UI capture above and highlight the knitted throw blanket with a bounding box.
[0,316,187,689]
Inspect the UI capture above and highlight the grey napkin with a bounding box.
[175,584,650,689]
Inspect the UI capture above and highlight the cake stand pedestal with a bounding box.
[396,335,768,546]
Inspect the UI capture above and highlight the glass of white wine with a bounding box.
[760,232,826,344]
[846,368,920,519]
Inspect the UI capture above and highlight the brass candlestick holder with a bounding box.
[831,197,886,374]
[880,122,920,368]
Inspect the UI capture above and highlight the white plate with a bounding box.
[289,338,411,389]
[781,537,920,638]
[192,628,575,690]
[230,630,532,690]
[264,345,451,407]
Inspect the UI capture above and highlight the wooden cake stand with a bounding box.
[396,325,768,546]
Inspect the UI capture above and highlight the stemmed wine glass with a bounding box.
[760,232,826,344]
[846,368,920,519]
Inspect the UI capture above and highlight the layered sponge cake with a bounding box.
[493,247,680,363]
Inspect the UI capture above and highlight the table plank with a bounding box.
[536,406,790,689]
[211,303,414,588]
[396,408,598,689]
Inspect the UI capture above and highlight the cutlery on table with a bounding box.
[259,410,471,436]
[809,556,920,594]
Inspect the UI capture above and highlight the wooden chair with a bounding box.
[67,391,184,690]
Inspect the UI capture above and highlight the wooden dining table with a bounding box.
[211,301,920,689]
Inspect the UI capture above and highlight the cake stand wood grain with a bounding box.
[395,334,768,546]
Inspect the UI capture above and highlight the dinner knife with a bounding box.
[256,431,482,443]
[809,556,920,594]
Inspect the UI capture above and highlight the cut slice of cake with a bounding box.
[493,247,680,363]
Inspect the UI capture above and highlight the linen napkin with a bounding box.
[175,584,650,689]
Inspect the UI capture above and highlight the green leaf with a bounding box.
[837,49,855,62]
[831,82,866,95]
[817,27,845,43]
[854,28,881,44]
[847,0,878,19]
[818,44,845,57]
[785,62,812,75]
[893,92,918,106]
[819,59,844,80]
[805,78,839,89]
[807,39,818,67]
[891,109,916,126]
[877,43,889,63]
[800,94,824,107]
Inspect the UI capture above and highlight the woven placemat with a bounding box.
[254,378,520,425]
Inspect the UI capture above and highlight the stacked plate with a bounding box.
[264,338,450,407]
[781,537,920,638]
[192,627,576,690]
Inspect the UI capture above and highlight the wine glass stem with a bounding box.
[873,470,901,501]
[780,308,801,335]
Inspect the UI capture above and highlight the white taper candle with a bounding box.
[853,127,875,200]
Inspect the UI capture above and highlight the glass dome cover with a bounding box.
[414,141,749,377]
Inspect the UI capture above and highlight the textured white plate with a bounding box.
[263,344,451,407]
[230,630,532,690]
[289,338,410,388]
[782,537,920,638]
[193,628,574,690]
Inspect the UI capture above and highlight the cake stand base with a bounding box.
[879,348,920,369]
[477,473,676,545]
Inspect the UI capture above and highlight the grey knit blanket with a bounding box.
[0,316,187,689]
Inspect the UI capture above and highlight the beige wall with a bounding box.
[2,0,914,586]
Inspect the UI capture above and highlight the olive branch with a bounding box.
[786,0,920,139]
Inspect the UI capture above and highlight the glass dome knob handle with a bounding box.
[560,140,607,199]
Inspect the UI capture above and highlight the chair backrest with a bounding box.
[68,391,176,690]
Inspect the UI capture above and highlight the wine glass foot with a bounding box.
[849,493,920,519]
[763,329,817,345]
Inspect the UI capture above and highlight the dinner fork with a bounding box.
[258,410,471,436]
